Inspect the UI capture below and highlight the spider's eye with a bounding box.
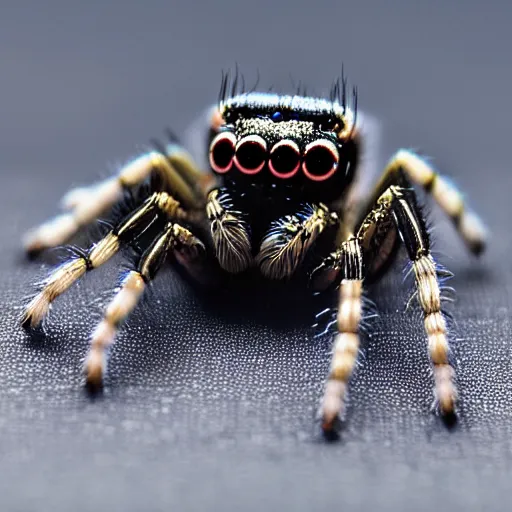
[234,135,267,175]
[209,131,236,174]
[302,139,339,182]
[271,111,283,122]
[269,140,301,179]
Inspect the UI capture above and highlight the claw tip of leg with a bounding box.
[321,416,342,441]
[470,240,486,257]
[84,374,104,395]
[440,400,458,428]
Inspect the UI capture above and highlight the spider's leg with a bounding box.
[256,203,339,279]
[360,149,487,255]
[318,191,395,431]
[320,237,365,432]
[319,180,457,431]
[85,221,205,390]
[21,191,187,329]
[206,188,252,273]
[23,144,205,256]
[388,185,457,417]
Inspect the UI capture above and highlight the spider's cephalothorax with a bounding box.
[206,89,359,277]
[20,72,487,435]
[210,93,359,203]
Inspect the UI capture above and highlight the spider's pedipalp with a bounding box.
[256,204,338,280]
[206,188,252,273]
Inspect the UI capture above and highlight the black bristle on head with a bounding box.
[250,69,260,93]
[218,69,229,107]
[231,65,239,98]
[219,65,250,106]
[341,65,347,112]
[241,72,246,95]
[330,67,349,116]
[350,85,358,134]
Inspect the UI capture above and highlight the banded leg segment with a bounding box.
[85,222,204,390]
[321,237,364,431]
[391,186,457,414]
[364,149,487,254]
[24,144,204,255]
[320,183,458,433]
[21,191,186,329]
[256,204,339,279]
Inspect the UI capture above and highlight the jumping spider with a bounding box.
[21,71,487,433]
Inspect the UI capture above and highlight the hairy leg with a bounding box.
[24,142,205,255]
[22,191,187,328]
[360,149,487,254]
[319,182,458,433]
[85,221,204,390]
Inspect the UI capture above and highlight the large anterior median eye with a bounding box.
[302,139,339,182]
[209,132,236,174]
[234,135,267,175]
[269,140,301,179]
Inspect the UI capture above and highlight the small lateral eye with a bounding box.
[269,140,301,179]
[209,131,236,174]
[271,111,283,122]
[234,135,267,175]
[302,139,339,182]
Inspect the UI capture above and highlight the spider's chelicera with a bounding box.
[21,71,487,434]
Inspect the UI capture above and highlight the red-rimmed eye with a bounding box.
[302,139,339,182]
[234,135,267,175]
[269,140,301,179]
[209,132,236,174]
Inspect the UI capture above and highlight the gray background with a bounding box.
[1,1,511,511]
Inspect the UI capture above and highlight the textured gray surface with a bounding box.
[1,1,511,511]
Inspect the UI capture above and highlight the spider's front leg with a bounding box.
[85,221,205,390]
[256,203,339,279]
[206,188,252,273]
[317,237,366,432]
[23,139,205,256]
[21,191,189,329]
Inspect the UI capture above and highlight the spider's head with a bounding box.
[208,92,360,204]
